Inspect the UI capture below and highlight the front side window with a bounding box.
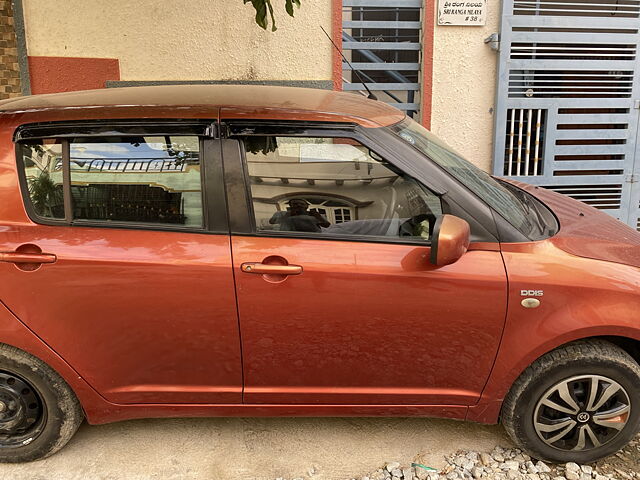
[240,136,442,242]
[19,135,204,228]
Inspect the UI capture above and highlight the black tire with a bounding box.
[0,344,84,462]
[502,339,640,464]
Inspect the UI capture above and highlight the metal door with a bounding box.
[492,0,640,230]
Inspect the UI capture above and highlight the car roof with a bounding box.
[0,85,405,128]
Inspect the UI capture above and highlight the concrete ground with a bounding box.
[0,417,508,480]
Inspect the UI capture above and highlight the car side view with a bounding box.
[0,85,637,464]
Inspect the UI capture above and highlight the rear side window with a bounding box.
[19,136,204,228]
[20,139,65,220]
[239,136,442,242]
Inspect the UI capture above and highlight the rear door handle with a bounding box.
[241,263,302,275]
[0,252,57,264]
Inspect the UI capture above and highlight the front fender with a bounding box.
[468,240,640,424]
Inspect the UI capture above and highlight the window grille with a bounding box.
[342,0,423,117]
[504,108,546,176]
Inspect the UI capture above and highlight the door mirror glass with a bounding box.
[430,214,470,266]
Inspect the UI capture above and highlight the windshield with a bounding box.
[388,117,548,239]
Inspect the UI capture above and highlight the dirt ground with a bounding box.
[593,434,640,477]
[0,417,507,480]
[0,418,636,480]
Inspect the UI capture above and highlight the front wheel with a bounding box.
[0,344,84,462]
[501,340,640,464]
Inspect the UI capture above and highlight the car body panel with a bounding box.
[468,239,640,423]
[505,179,640,268]
[231,235,508,406]
[0,224,243,404]
[0,85,404,128]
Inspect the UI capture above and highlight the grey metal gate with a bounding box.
[341,0,423,118]
[492,0,640,230]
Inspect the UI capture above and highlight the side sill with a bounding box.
[85,404,469,425]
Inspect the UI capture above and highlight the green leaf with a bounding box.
[245,0,302,31]
[266,0,277,31]
[285,0,301,17]
[255,0,268,29]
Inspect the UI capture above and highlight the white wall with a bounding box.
[430,1,500,171]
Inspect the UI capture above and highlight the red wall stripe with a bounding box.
[28,56,120,95]
[422,0,435,129]
[332,0,343,91]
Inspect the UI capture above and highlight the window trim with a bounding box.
[229,127,443,247]
[14,121,228,234]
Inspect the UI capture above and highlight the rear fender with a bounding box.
[0,299,111,422]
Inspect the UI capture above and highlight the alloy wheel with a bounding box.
[533,375,631,451]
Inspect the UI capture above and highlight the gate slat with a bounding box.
[553,145,630,155]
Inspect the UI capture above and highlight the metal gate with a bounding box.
[492,0,640,230]
[341,0,423,118]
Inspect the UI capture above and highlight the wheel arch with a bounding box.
[0,300,110,422]
[599,335,640,366]
[467,331,640,424]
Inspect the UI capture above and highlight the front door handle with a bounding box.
[241,263,303,275]
[0,252,57,264]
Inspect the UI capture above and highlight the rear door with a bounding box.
[223,123,508,406]
[0,121,242,404]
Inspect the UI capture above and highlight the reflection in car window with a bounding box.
[241,136,442,241]
[19,136,205,228]
[69,136,203,227]
[20,140,65,219]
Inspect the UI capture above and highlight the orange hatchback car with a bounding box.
[0,85,638,463]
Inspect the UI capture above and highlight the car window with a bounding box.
[20,139,65,219]
[388,117,548,239]
[20,136,204,228]
[240,136,442,242]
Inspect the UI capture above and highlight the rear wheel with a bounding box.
[0,345,83,462]
[502,340,640,463]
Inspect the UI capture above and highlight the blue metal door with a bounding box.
[493,0,640,230]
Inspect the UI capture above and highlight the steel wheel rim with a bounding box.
[0,371,46,448]
[534,375,631,452]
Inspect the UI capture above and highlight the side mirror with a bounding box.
[430,215,470,266]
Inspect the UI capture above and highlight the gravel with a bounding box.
[273,434,640,480]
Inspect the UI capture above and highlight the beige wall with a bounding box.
[430,1,500,171]
[22,0,500,172]
[22,0,333,82]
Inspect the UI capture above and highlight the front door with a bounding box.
[226,128,508,405]
[0,127,242,404]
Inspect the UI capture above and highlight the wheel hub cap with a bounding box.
[577,412,591,423]
[534,375,631,452]
[0,371,45,447]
